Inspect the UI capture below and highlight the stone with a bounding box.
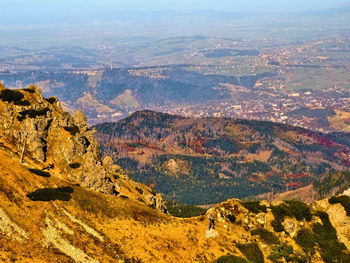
[284,218,298,237]
[0,86,115,194]
[205,229,219,238]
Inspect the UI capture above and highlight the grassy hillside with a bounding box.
[1,87,350,262]
[1,146,350,262]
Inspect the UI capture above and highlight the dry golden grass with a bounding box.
[0,146,253,263]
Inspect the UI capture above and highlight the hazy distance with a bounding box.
[1,0,350,48]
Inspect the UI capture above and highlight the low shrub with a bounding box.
[26,187,73,201]
[271,219,285,233]
[14,99,31,106]
[23,87,36,93]
[312,211,349,263]
[271,203,289,232]
[45,96,57,104]
[271,200,311,232]
[284,200,312,221]
[17,107,50,121]
[0,89,24,103]
[241,201,267,214]
[251,228,279,244]
[69,163,81,169]
[28,168,51,178]
[295,228,316,256]
[267,243,308,263]
[237,243,264,263]
[227,214,236,223]
[216,255,247,263]
[268,244,293,262]
[135,186,144,195]
[165,200,207,218]
[120,195,129,199]
[63,124,80,136]
[328,195,350,216]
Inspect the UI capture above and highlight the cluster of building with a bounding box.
[154,83,350,133]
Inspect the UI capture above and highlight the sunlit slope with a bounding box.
[0,85,350,262]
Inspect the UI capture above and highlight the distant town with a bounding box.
[1,36,349,133]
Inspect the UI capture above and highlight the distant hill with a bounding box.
[94,110,350,204]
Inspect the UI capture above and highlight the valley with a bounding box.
[1,36,350,134]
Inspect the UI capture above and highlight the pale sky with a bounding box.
[2,0,350,20]
[1,0,349,47]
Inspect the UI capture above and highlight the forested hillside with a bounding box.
[94,111,350,204]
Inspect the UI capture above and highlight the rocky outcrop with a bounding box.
[0,85,168,212]
[0,86,116,194]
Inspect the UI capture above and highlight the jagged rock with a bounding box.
[256,213,267,226]
[0,86,115,194]
[103,157,129,180]
[73,110,88,133]
[283,218,298,237]
[0,86,170,213]
[145,192,167,213]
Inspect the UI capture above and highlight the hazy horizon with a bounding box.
[1,0,350,48]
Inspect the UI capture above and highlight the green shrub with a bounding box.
[271,201,311,232]
[14,99,31,106]
[241,201,267,214]
[45,96,57,104]
[216,255,247,263]
[165,200,207,218]
[312,211,349,263]
[227,214,236,223]
[135,187,144,195]
[251,228,279,244]
[271,203,289,232]
[0,89,24,103]
[284,200,312,221]
[270,220,285,233]
[26,187,73,201]
[17,107,50,121]
[23,87,36,93]
[328,195,350,216]
[69,163,81,169]
[267,244,295,262]
[237,243,264,263]
[295,228,316,256]
[63,124,80,136]
[28,168,51,178]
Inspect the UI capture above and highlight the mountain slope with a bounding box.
[1,148,350,262]
[94,110,350,204]
[1,85,350,262]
